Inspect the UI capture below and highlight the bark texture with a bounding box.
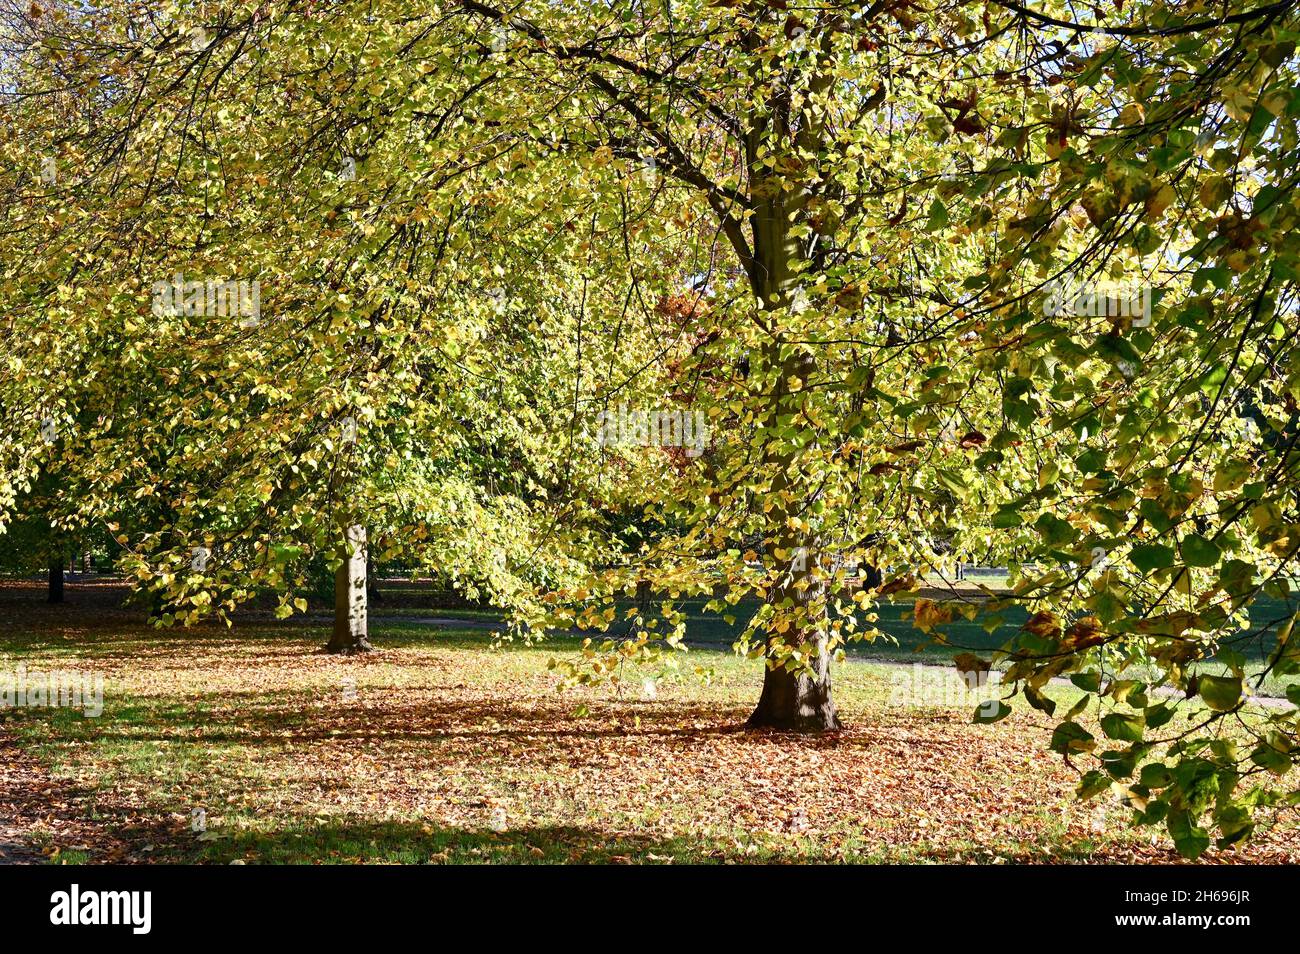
[328,524,372,654]
[747,639,841,731]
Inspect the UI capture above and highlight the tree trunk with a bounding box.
[739,84,843,730]
[328,524,372,654]
[744,333,842,731]
[47,557,64,604]
[748,636,840,731]
[365,563,384,604]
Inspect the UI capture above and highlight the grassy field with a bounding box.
[1,582,1297,864]
[387,588,1300,698]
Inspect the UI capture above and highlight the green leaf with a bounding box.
[935,468,968,495]
[972,700,1011,724]
[1264,612,1300,676]
[1144,702,1175,729]
[1070,670,1101,692]
[1139,763,1171,788]
[925,198,949,231]
[1261,41,1296,68]
[1050,721,1095,754]
[1216,805,1255,848]
[1199,675,1242,712]
[1249,742,1291,776]
[1181,534,1221,567]
[1077,770,1110,799]
[1139,499,1173,533]
[1035,512,1075,548]
[1024,684,1056,716]
[1076,448,1106,474]
[1167,810,1211,860]
[1100,712,1144,742]
[992,507,1022,529]
[1129,542,1175,573]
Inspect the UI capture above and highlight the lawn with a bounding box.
[403,587,1299,697]
[2,584,1298,864]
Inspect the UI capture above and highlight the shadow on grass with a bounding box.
[194,818,822,864]
[183,817,1146,865]
[39,690,763,747]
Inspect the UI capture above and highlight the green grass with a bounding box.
[432,591,1299,697]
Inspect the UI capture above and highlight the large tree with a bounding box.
[444,0,1300,855]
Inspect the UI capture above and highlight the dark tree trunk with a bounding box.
[47,558,64,604]
[365,564,384,604]
[747,634,841,731]
[328,524,372,654]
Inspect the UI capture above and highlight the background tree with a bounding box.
[1,0,675,647]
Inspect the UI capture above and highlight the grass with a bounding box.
[446,590,1299,697]
[2,587,1298,865]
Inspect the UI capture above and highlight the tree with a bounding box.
[0,0,665,644]
[438,0,1300,852]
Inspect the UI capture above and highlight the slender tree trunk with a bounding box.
[47,556,64,604]
[328,524,372,654]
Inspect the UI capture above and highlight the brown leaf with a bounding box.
[1024,610,1062,639]
[952,653,991,676]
